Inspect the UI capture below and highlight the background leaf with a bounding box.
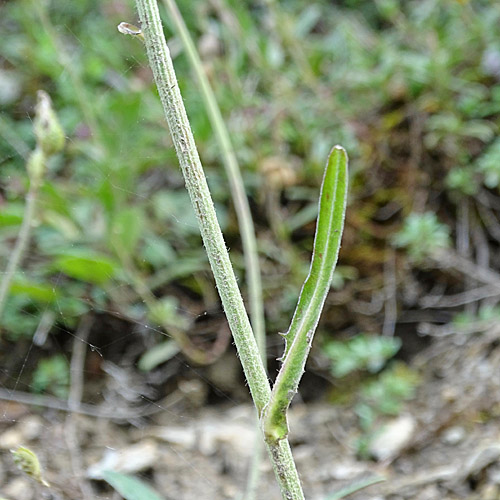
[111,207,145,256]
[53,252,117,285]
[101,470,164,500]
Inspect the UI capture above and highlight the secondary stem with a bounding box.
[0,177,39,321]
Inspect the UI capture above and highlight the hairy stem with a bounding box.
[158,3,267,495]
[134,0,270,411]
[161,0,266,364]
[133,1,304,497]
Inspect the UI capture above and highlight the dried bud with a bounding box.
[34,90,65,156]
[117,22,144,42]
[11,446,50,487]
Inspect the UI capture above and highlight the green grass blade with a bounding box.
[263,145,348,442]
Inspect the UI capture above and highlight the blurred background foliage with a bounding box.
[1,0,500,421]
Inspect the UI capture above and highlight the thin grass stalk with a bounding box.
[0,177,39,321]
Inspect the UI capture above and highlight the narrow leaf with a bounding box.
[138,339,181,371]
[324,475,386,500]
[10,279,60,303]
[283,145,348,360]
[263,146,348,442]
[0,207,24,227]
[101,470,164,500]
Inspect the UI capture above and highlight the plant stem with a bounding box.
[134,0,270,413]
[157,4,267,495]
[265,438,304,500]
[1,90,63,333]
[133,1,304,497]
[0,178,39,322]
[161,0,266,364]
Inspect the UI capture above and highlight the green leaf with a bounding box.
[10,279,59,303]
[151,191,198,235]
[0,207,23,227]
[97,179,116,214]
[263,145,348,442]
[56,296,90,324]
[54,252,117,284]
[323,334,401,378]
[111,207,145,256]
[147,296,189,329]
[101,470,164,500]
[32,354,69,399]
[40,181,71,217]
[392,212,450,261]
[141,236,175,268]
[0,296,40,339]
[138,340,181,371]
[282,146,349,360]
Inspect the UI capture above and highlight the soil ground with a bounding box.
[1,326,500,500]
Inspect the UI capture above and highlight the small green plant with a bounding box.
[323,334,401,378]
[392,212,450,261]
[445,167,479,196]
[0,91,64,331]
[355,362,419,458]
[476,138,500,189]
[32,354,70,399]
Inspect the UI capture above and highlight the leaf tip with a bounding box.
[331,145,348,159]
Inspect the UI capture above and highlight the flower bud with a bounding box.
[34,90,65,156]
[11,446,50,487]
